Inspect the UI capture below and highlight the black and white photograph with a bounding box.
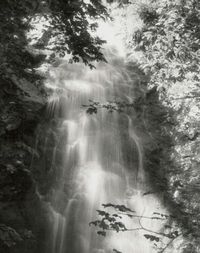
[0,0,200,252]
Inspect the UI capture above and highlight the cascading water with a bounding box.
[43,48,169,253]
[39,12,173,252]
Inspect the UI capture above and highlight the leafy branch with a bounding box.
[90,203,180,253]
[83,100,135,114]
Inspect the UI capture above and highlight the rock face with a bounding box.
[0,74,49,253]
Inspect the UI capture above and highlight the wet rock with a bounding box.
[0,56,48,253]
[0,163,34,202]
[10,75,45,110]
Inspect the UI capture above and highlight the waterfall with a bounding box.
[27,6,178,249]
[41,47,169,253]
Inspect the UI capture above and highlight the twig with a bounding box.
[138,218,168,237]
[159,233,181,253]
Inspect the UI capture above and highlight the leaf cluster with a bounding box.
[90,203,180,252]
[0,0,110,87]
[38,0,110,68]
[90,208,127,236]
[132,0,200,93]
[83,100,135,114]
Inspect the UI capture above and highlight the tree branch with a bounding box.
[159,233,181,253]
[117,211,166,220]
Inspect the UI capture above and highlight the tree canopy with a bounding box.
[0,0,110,83]
[132,0,200,96]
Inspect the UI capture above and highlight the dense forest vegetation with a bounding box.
[0,0,199,253]
[132,1,200,252]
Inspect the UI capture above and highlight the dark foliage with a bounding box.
[0,0,110,84]
[46,0,110,68]
[83,100,135,114]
